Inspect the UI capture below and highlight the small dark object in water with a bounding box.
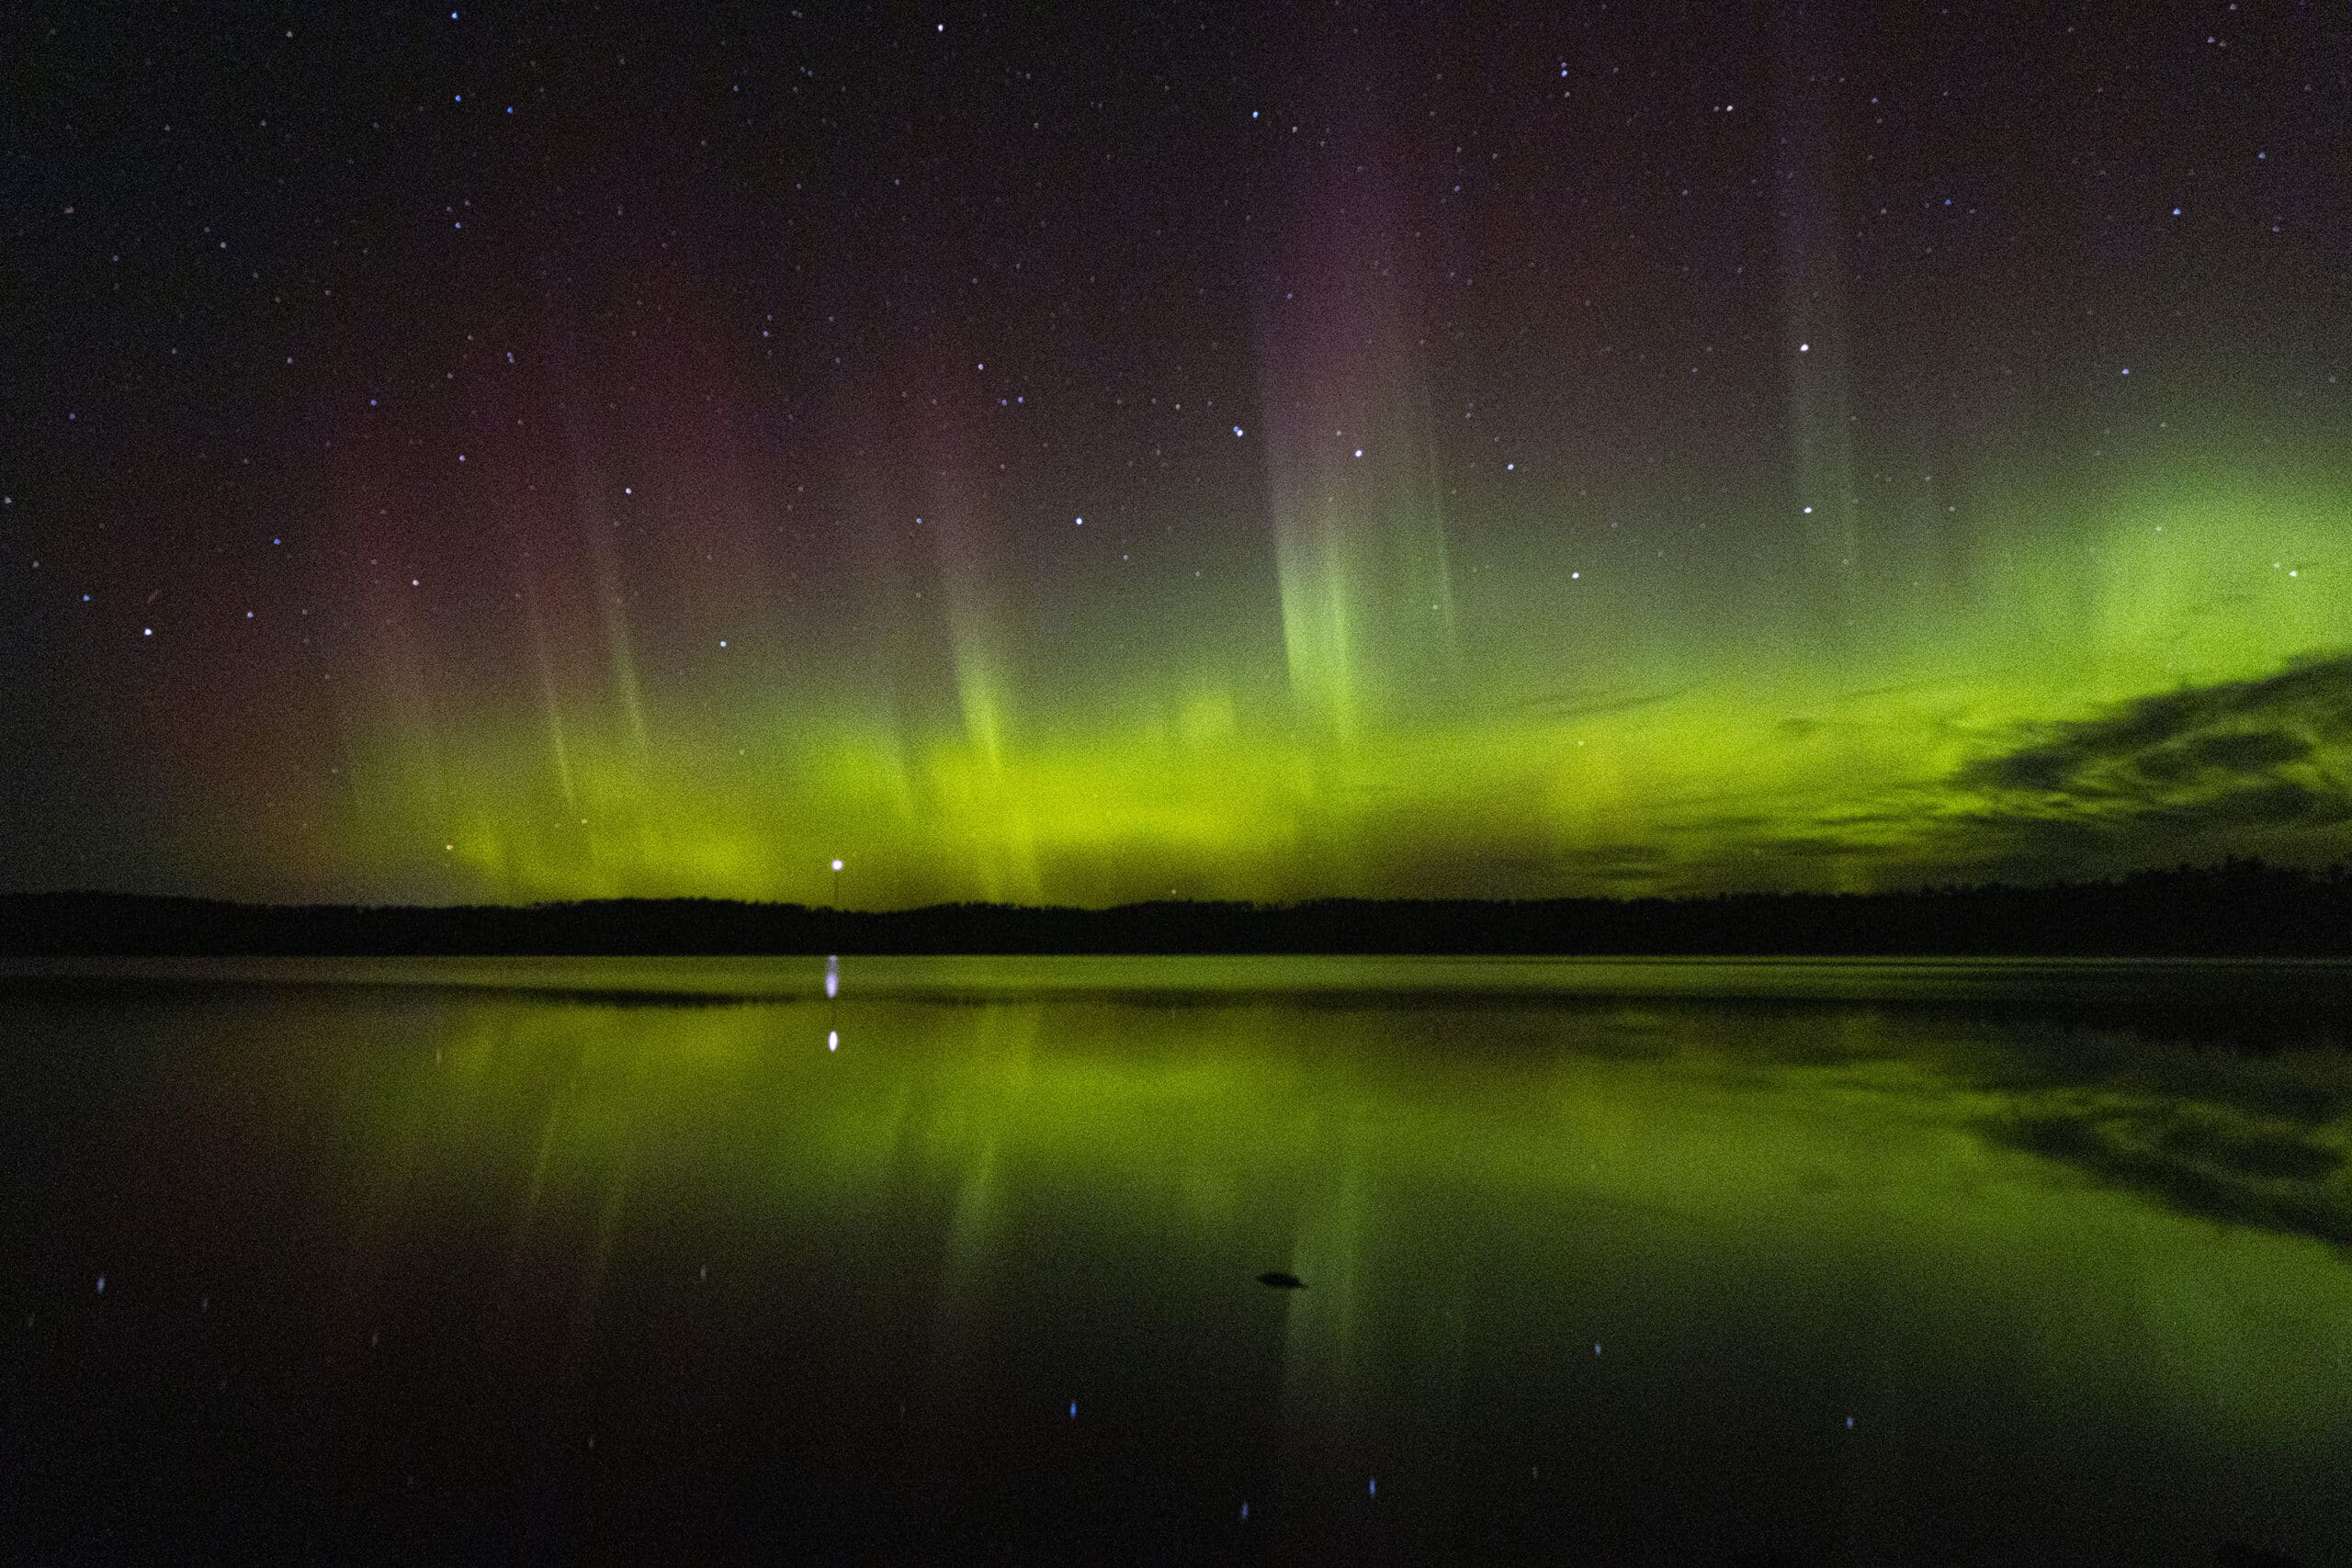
[1256,1270,1306,1290]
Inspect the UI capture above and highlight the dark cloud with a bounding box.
[1718,652,2352,886]
[1932,651,2352,873]
[1957,653,2352,798]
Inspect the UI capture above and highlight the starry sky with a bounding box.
[4,1,2349,908]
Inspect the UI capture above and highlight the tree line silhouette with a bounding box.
[2,857,2346,956]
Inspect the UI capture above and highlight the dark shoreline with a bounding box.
[3,858,2346,958]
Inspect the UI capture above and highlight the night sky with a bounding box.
[5,2,2349,908]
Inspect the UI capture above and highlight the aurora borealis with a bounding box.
[5,4,2349,907]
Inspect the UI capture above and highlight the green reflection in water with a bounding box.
[313,964,2352,1539]
[10,958,2352,1562]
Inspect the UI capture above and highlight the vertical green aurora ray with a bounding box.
[914,422,1044,904]
[1261,183,1464,748]
[562,428,653,761]
[522,579,580,813]
[1411,378,1466,694]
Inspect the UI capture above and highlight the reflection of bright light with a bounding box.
[827,1030,838,1051]
[825,953,839,998]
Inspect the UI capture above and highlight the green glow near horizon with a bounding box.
[243,457,2352,908]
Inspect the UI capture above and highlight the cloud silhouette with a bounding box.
[1712,651,2352,889]
[1960,656,2350,790]
[1929,651,2352,874]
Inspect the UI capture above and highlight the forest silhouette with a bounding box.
[4,858,2345,958]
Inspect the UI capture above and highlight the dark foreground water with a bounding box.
[3,957,2349,1564]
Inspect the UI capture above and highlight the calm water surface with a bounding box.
[3,957,2349,1563]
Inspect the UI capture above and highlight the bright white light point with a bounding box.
[1074,515,1083,525]
[96,1276,106,1293]
[411,578,420,587]
[622,486,632,494]
[1352,447,1363,457]
[2120,368,2130,376]
[827,1030,838,1051]
[1233,424,1245,436]
[1571,570,1580,579]
[445,843,453,852]
[718,639,727,648]
[1506,462,1515,470]
[1798,342,1809,352]
[142,627,152,636]
[2172,207,2181,216]
[832,859,844,871]
[1803,505,1814,513]
[1068,1402,1077,1417]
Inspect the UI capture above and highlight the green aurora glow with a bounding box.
[292,457,2350,907]
[9,6,2351,906]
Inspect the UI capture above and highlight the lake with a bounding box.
[3,956,2348,1563]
